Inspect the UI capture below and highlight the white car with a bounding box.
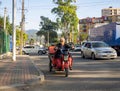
[74,44,81,51]
[22,45,46,55]
[81,41,117,59]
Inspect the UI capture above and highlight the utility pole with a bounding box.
[12,0,16,61]
[4,7,7,32]
[48,31,49,46]
[20,0,25,55]
[4,7,7,52]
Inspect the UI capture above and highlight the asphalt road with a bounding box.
[5,52,120,91]
[21,52,120,91]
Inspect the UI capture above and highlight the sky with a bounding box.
[0,0,120,30]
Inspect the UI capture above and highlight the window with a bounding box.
[85,43,91,48]
[87,43,91,48]
[114,10,117,15]
[84,43,88,47]
[92,42,109,48]
[24,46,34,48]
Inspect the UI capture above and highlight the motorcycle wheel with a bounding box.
[65,68,69,77]
[49,61,52,72]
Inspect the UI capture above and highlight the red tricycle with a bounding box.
[48,47,73,77]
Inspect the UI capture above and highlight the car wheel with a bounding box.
[91,53,96,60]
[42,50,46,54]
[81,51,85,58]
[38,51,42,55]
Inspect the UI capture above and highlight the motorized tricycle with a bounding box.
[49,48,73,77]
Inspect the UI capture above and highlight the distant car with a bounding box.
[67,42,75,50]
[22,45,46,55]
[81,41,117,59]
[74,44,81,51]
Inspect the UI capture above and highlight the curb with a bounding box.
[0,84,26,90]
[23,55,45,83]
[30,57,45,83]
[0,52,12,60]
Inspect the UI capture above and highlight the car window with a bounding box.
[87,43,91,48]
[24,46,30,48]
[81,42,86,46]
[75,44,80,47]
[84,43,91,48]
[31,46,34,48]
[84,43,88,47]
[92,42,109,48]
[24,46,34,48]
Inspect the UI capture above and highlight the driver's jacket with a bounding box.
[54,43,71,58]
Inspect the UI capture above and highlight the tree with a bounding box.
[16,26,28,47]
[0,16,12,35]
[29,39,34,45]
[37,16,58,44]
[0,16,4,28]
[51,0,79,43]
[79,33,88,42]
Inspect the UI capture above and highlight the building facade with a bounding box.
[102,7,120,16]
[78,7,120,42]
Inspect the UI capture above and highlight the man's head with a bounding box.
[60,37,65,44]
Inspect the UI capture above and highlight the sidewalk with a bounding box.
[0,55,44,89]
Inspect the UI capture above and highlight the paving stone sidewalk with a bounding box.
[0,55,42,89]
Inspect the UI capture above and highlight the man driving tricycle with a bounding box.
[48,37,73,77]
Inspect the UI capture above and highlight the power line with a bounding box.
[23,0,119,9]
[76,0,113,5]
[77,0,119,6]
[77,3,112,8]
[76,0,113,7]
[1,0,117,10]
[76,0,119,8]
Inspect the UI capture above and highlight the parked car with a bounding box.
[81,41,117,59]
[67,42,75,51]
[74,44,81,51]
[22,45,47,55]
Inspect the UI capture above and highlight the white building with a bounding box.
[102,7,120,16]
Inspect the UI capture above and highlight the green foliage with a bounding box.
[79,33,88,41]
[29,39,34,45]
[39,16,59,31]
[37,16,58,43]
[37,30,58,43]
[72,31,78,43]
[16,29,21,46]
[0,16,12,35]
[0,16,4,27]
[52,0,79,42]
[16,27,28,46]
